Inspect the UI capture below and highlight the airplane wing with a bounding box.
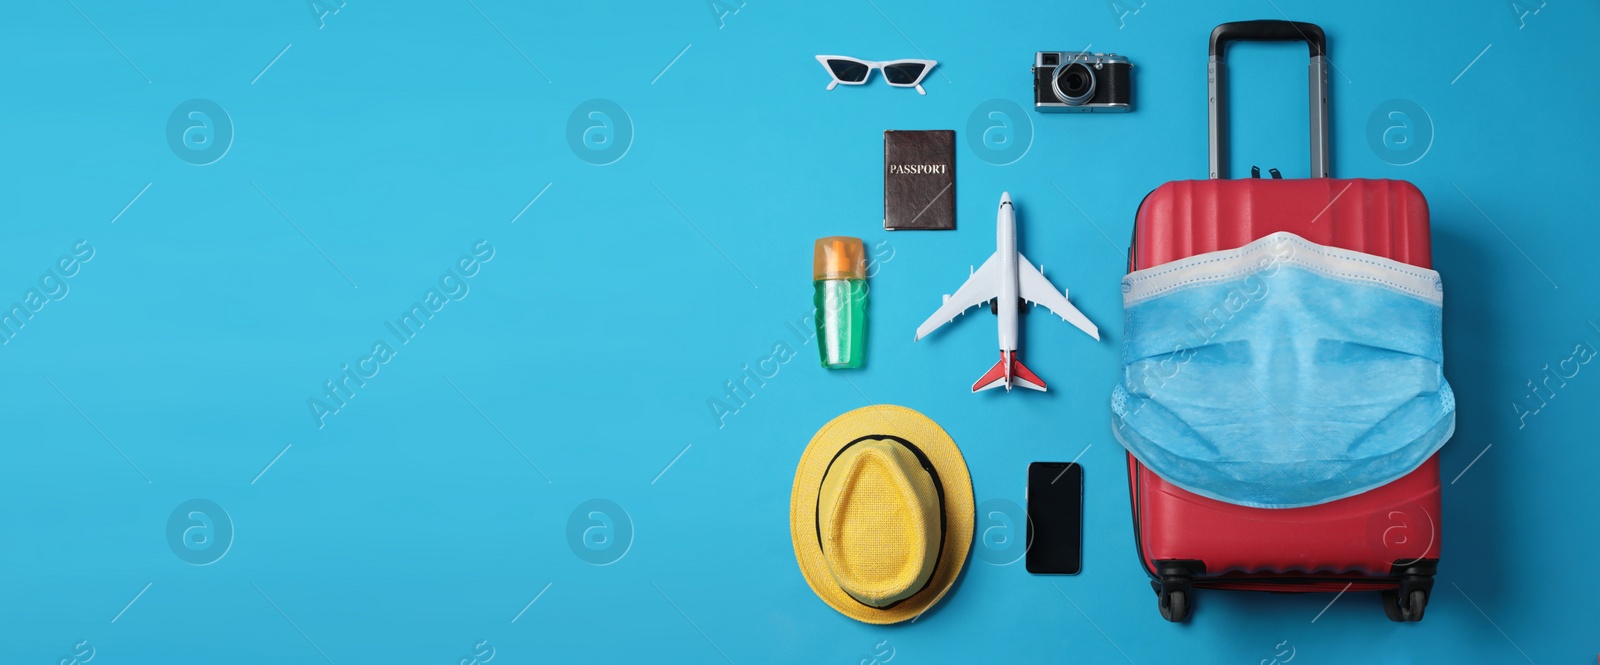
[1016,254,1100,341]
[914,253,1001,341]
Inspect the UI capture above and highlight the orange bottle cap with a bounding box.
[814,236,866,281]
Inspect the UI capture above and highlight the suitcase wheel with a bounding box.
[1382,588,1428,622]
[1158,587,1190,622]
[1383,564,1436,622]
[1150,561,1200,623]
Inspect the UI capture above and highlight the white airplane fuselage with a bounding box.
[995,199,1019,353]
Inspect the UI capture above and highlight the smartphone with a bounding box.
[1026,461,1084,575]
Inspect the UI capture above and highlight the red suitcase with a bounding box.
[1126,21,1441,623]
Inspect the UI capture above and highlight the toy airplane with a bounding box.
[914,192,1099,392]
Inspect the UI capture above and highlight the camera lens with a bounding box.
[1051,62,1096,106]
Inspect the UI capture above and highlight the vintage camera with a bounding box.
[1033,52,1132,112]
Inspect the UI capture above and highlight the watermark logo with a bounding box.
[965,99,1032,166]
[166,99,234,166]
[1513,0,1545,29]
[166,499,234,565]
[309,240,496,428]
[1365,99,1432,166]
[1,240,95,347]
[452,640,495,665]
[1368,505,1436,567]
[1108,0,1146,29]
[1259,639,1295,665]
[973,498,1030,566]
[55,640,95,665]
[310,0,346,28]
[709,0,745,28]
[856,639,895,664]
[567,499,633,565]
[567,99,633,166]
[1513,337,1595,429]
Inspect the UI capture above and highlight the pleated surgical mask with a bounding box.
[1111,232,1455,509]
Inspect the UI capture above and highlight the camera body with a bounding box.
[1033,52,1132,113]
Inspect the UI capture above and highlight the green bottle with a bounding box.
[813,237,867,369]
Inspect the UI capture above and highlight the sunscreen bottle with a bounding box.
[813,237,867,369]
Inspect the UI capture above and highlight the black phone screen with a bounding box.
[1026,461,1084,575]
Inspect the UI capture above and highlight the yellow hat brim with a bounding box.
[790,405,974,624]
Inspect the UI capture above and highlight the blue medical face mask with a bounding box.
[1111,232,1455,509]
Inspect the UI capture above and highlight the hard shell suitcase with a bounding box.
[1125,21,1441,623]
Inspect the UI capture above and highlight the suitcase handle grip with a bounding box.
[1207,20,1330,179]
[1210,20,1325,58]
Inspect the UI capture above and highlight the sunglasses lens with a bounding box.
[826,59,870,83]
[882,62,927,85]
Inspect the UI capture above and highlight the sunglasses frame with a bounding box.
[815,55,938,95]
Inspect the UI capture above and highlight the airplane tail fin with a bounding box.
[1011,356,1047,391]
[972,356,1009,392]
[971,352,1048,392]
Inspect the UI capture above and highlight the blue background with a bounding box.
[2,0,1596,662]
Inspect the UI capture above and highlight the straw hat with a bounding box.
[790,405,974,624]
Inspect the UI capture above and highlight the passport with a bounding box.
[884,130,955,230]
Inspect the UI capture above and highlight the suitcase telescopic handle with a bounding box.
[1207,20,1330,179]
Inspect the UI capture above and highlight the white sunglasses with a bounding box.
[815,55,938,95]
